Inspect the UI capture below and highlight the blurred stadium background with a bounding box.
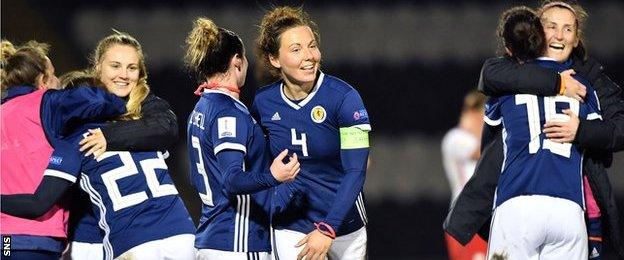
[3,0,623,259]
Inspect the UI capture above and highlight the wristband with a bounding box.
[314,222,336,239]
[559,74,567,95]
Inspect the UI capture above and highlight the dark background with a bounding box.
[3,0,623,259]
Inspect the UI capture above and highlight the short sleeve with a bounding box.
[484,97,502,126]
[211,109,251,155]
[338,90,371,131]
[43,136,83,183]
[585,90,603,121]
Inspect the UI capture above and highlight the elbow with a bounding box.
[168,125,179,143]
[24,211,47,220]
[222,179,244,196]
[19,206,50,220]
[156,117,179,146]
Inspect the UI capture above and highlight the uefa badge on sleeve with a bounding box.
[311,105,326,123]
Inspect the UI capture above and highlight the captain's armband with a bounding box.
[340,126,370,149]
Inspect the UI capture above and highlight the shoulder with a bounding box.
[141,92,171,109]
[442,128,478,154]
[203,92,249,119]
[443,128,474,146]
[254,80,282,100]
[322,73,357,97]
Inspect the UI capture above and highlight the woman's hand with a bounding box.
[543,109,580,143]
[560,69,587,102]
[270,149,301,182]
[79,128,108,158]
[296,229,333,260]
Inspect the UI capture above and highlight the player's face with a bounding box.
[97,44,140,98]
[541,7,578,62]
[270,26,321,88]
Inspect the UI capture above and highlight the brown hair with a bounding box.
[184,17,244,83]
[463,90,487,112]
[256,6,320,78]
[538,0,589,60]
[91,31,149,120]
[1,40,16,66]
[1,40,50,93]
[59,70,104,90]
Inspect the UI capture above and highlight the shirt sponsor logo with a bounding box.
[218,117,236,139]
[311,106,326,123]
[49,156,63,165]
[353,109,368,120]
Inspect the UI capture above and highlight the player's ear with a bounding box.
[269,54,281,69]
[231,54,242,71]
[35,73,47,90]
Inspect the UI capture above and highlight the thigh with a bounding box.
[64,241,103,260]
[272,229,307,260]
[445,233,487,260]
[487,197,541,260]
[8,250,60,260]
[197,248,270,260]
[540,199,587,260]
[160,234,195,260]
[328,227,367,260]
[119,234,195,260]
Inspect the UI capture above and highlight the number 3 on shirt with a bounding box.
[291,128,309,157]
[516,94,579,158]
[191,136,214,206]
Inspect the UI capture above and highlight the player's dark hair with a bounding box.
[184,17,244,83]
[1,40,50,91]
[497,6,545,62]
[256,6,320,78]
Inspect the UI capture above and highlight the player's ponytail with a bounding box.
[497,6,545,62]
[1,40,16,67]
[0,40,17,94]
[184,17,244,83]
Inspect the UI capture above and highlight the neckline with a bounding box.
[279,71,325,110]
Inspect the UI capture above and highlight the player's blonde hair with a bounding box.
[91,31,149,120]
[184,17,244,83]
[256,6,320,78]
[463,90,487,112]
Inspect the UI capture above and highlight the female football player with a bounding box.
[254,6,371,259]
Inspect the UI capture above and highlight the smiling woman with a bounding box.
[540,4,582,62]
[61,31,180,259]
[91,33,149,120]
[253,6,371,260]
[97,45,140,98]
